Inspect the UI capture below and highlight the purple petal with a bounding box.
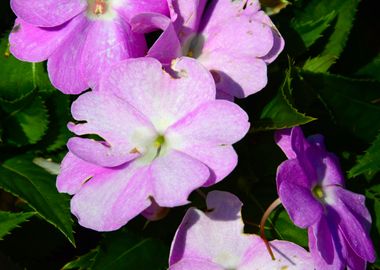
[47,20,90,94]
[131,13,181,64]
[169,191,251,268]
[81,17,147,89]
[141,198,169,221]
[277,159,323,228]
[150,150,210,207]
[319,153,345,186]
[98,57,215,131]
[56,152,105,195]
[70,164,152,231]
[10,0,86,27]
[9,17,82,62]
[115,0,169,21]
[170,258,223,270]
[333,187,376,262]
[274,128,296,159]
[67,91,156,167]
[240,238,314,270]
[167,100,249,146]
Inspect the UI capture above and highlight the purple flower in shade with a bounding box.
[56,57,250,231]
[169,190,315,270]
[9,0,169,94]
[131,0,284,100]
[275,127,376,270]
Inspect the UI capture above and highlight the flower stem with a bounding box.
[260,197,282,261]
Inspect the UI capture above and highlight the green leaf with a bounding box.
[0,37,45,102]
[292,10,336,48]
[356,53,380,82]
[0,155,75,246]
[252,68,316,132]
[366,185,380,241]
[0,211,35,239]
[63,231,169,270]
[270,207,308,247]
[303,54,338,73]
[300,72,380,143]
[349,133,380,179]
[62,250,98,270]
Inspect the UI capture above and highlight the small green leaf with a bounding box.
[349,133,380,179]
[252,68,316,132]
[303,54,338,73]
[0,211,35,239]
[366,185,380,241]
[0,155,75,246]
[356,53,380,82]
[270,207,308,248]
[62,250,98,270]
[292,10,336,48]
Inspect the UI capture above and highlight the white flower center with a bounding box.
[86,0,117,20]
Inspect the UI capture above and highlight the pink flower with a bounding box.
[132,0,284,99]
[169,190,315,270]
[9,0,169,94]
[57,57,250,231]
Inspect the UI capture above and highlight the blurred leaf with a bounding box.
[62,250,98,270]
[349,133,380,179]
[5,95,49,145]
[292,10,336,48]
[0,211,34,239]
[356,53,380,82]
[300,72,380,143]
[303,54,338,72]
[0,155,75,246]
[366,185,380,239]
[63,231,169,270]
[252,68,316,132]
[270,207,308,247]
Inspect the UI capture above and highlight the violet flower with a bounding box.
[57,57,249,231]
[132,0,284,100]
[275,127,376,270]
[169,190,315,270]
[9,0,168,94]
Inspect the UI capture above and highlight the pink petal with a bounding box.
[11,0,86,27]
[170,258,223,270]
[167,100,249,146]
[81,17,147,89]
[199,53,268,98]
[98,57,215,131]
[131,13,181,64]
[277,159,323,228]
[9,17,82,62]
[170,191,251,267]
[47,20,90,94]
[68,91,156,167]
[115,0,169,21]
[56,152,105,195]
[150,150,210,207]
[70,164,152,231]
[240,238,314,270]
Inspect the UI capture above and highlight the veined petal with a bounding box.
[70,164,152,231]
[150,150,210,207]
[9,16,83,62]
[81,17,147,89]
[10,0,86,27]
[68,91,156,167]
[98,57,215,132]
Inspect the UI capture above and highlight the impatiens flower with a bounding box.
[9,0,169,94]
[275,127,376,270]
[57,57,250,231]
[169,190,315,270]
[132,0,284,100]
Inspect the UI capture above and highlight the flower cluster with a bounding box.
[9,0,376,269]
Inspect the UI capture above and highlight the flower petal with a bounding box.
[98,57,215,132]
[9,17,83,62]
[277,160,323,228]
[167,100,249,146]
[170,258,223,270]
[68,91,156,167]
[11,0,86,27]
[115,0,169,21]
[47,20,90,94]
[81,17,147,89]
[70,164,152,231]
[169,191,251,268]
[274,128,296,159]
[150,150,210,207]
[56,152,105,195]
